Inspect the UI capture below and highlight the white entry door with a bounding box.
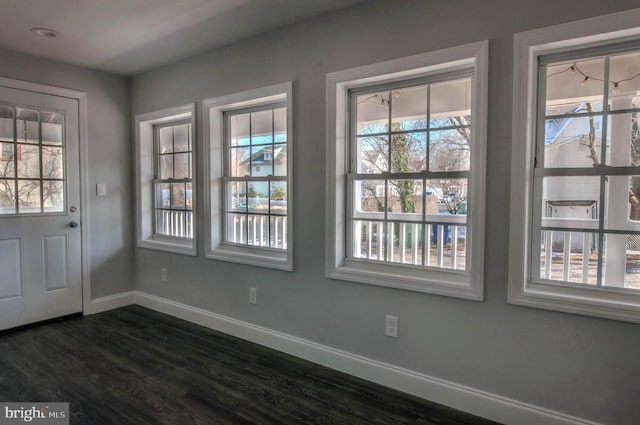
[0,85,82,330]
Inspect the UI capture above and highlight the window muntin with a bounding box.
[223,103,288,250]
[533,46,640,290]
[348,75,472,271]
[153,120,193,239]
[0,104,65,215]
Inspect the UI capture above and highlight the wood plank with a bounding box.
[0,306,500,425]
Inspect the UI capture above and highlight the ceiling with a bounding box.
[0,0,370,76]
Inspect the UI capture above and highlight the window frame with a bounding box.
[221,101,288,251]
[135,104,197,256]
[203,82,293,271]
[152,119,194,240]
[509,8,640,322]
[346,72,473,273]
[326,41,488,300]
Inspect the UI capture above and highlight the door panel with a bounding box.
[0,238,22,299]
[43,234,68,292]
[0,85,82,330]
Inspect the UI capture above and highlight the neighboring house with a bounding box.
[544,109,602,217]
[242,144,287,177]
[544,109,603,249]
[360,148,467,214]
[358,150,468,223]
[360,149,387,174]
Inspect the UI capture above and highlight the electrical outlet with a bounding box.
[249,287,257,304]
[385,315,398,338]
[160,268,168,282]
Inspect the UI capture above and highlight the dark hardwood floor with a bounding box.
[0,306,500,425]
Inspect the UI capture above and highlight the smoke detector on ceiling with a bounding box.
[30,28,58,38]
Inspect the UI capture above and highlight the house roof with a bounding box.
[241,145,286,165]
[545,104,584,145]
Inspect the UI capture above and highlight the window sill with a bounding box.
[138,237,196,256]
[207,244,292,271]
[509,281,640,323]
[328,259,482,301]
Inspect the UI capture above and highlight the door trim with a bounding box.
[0,76,90,315]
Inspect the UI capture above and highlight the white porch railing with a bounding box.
[352,220,466,270]
[540,229,596,284]
[228,214,287,249]
[530,219,640,288]
[157,210,193,238]
[538,217,600,285]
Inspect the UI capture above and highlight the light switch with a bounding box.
[96,183,106,197]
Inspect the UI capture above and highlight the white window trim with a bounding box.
[135,104,197,256]
[203,82,293,271]
[326,41,488,300]
[509,8,640,322]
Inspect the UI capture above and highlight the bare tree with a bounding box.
[359,116,470,215]
[582,102,640,220]
[390,123,416,214]
[0,143,64,212]
[429,116,471,214]
[0,152,16,209]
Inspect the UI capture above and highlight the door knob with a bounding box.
[69,221,79,228]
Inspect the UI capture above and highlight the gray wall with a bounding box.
[0,49,134,298]
[131,1,640,424]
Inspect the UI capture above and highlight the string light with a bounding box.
[612,82,620,94]
[548,62,640,94]
[356,93,391,108]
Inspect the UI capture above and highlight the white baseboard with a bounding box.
[89,291,135,314]
[88,290,600,424]
[132,291,601,425]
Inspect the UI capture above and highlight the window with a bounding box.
[135,104,196,256]
[509,8,640,322]
[224,104,288,250]
[349,78,472,269]
[204,82,293,270]
[153,120,193,238]
[0,105,64,214]
[327,42,488,299]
